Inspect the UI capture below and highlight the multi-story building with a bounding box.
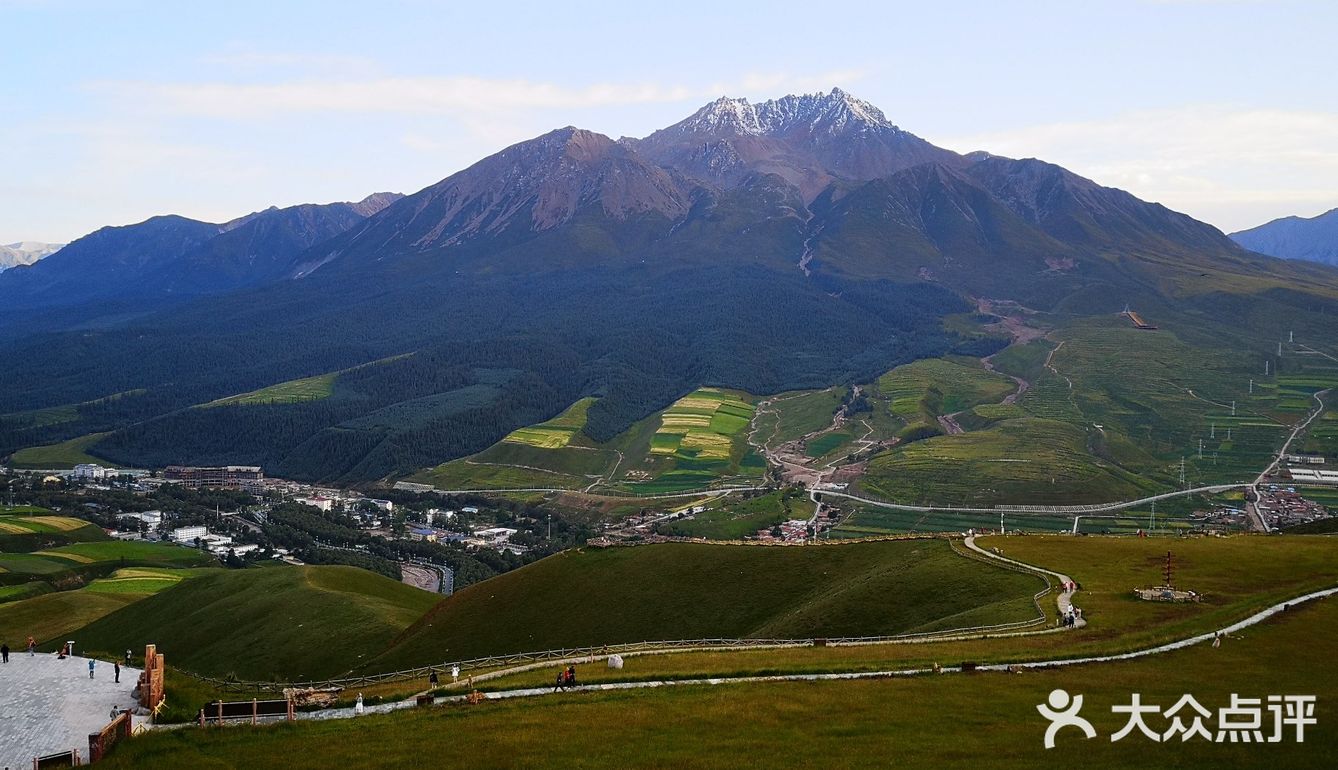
[162,465,264,490]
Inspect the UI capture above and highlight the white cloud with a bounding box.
[87,71,865,119]
[940,105,1338,231]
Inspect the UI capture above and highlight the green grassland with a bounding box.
[7,431,111,468]
[204,372,337,407]
[363,539,1044,672]
[656,489,809,540]
[860,417,1153,506]
[876,357,1017,438]
[66,565,441,680]
[0,389,147,431]
[856,315,1338,506]
[0,589,145,648]
[83,566,223,595]
[97,585,1338,769]
[448,534,1338,695]
[754,387,846,445]
[202,354,413,408]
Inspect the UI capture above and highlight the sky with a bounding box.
[3,0,1336,244]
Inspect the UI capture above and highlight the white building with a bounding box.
[170,525,208,544]
[473,527,518,544]
[73,464,109,480]
[119,510,163,529]
[367,499,394,512]
[295,496,334,512]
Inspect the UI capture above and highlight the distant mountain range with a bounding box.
[1232,208,1338,266]
[0,193,400,308]
[1,88,1335,482]
[0,241,63,272]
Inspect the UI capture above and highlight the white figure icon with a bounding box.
[1037,689,1097,749]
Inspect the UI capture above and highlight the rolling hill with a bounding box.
[66,565,441,680]
[364,539,1045,671]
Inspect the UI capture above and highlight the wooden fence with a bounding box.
[87,711,132,763]
[198,699,295,726]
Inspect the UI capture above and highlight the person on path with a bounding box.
[429,670,439,688]
[565,665,577,687]
[554,671,565,692]
[27,636,36,656]
[88,659,96,679]
[114,661,121,683]
[354,693,365,715]
[2,643,9,663]
[124,649,132,667]
[451,664,459,682]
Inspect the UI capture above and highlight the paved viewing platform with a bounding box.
[0,652,141,768]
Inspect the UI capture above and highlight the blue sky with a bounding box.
[3,0,1336,242]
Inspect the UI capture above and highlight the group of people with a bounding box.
[0,637,38,663]
[1,636,133,684]
[1059,606,1082,627]
[553,665,578,691]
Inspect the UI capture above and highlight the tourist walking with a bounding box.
[27,636,36,656]
[124,649,132,666]
[355,693,365,715]
[2,643,9,663]
[88,658,96,679]
[114,661,121,683]
[429,670,439,688]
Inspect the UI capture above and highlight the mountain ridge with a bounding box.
[1231,207,1338,266]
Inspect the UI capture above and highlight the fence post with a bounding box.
[253,698,258,725]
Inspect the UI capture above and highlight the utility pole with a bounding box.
[1210,424,1216,439]
[1231,400,1236,417]
[1198,439,1204,459]
[1249,379,1253,395]
[1265,360,1270,376]
[1290,330,1294,343]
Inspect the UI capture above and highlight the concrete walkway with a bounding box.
[285,584,1334,724]
[963,535,1085,628]
[0,653,141,769]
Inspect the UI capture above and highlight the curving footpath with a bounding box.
[963,535,1084,627]
[290,583,1336,723]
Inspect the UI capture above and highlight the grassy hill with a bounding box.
[7,431,111,468]
[94,574,1338,770]
[365,539,1044,671]
[67,565,441,680]
[0,589,145,647]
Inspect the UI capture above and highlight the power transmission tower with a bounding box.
[1179,457,1186,487]
[1198,439,1204,459]
[1231,401,1236,417]
[1210,424,1216,439]
[1249,379,1253,395]
[1148,501,1157,533]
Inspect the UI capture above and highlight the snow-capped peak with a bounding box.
[0,240,65,271]
[676,88,895,138]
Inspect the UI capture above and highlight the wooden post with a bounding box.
[253,698,258,725]
[216,700,223,725]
